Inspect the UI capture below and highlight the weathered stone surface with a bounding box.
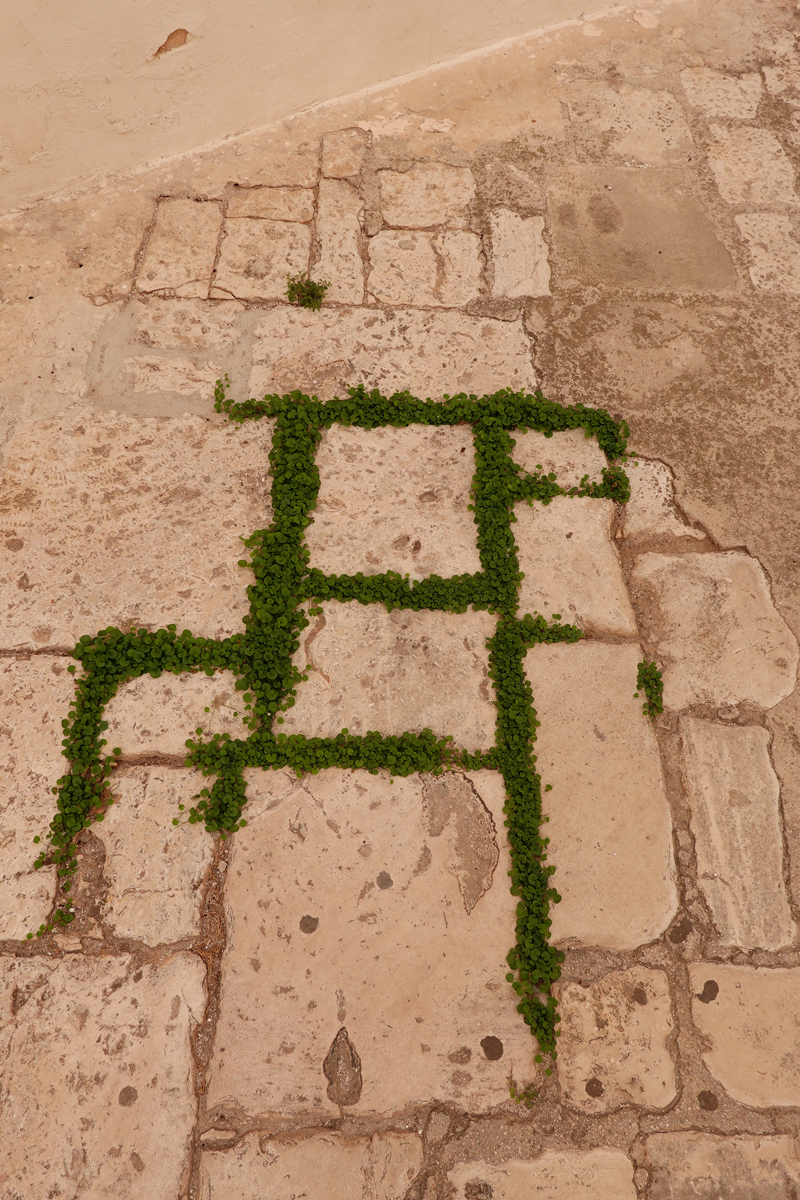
[315,178,365,304]
[121,354,223,398]
[511,427,607,490]
[526,642,677,950]
[548,167,736,290]
[555,967,676,1113]
[0,404,268,647]
[306,423,480,578]
[435,231,483,306]
[763,63,800,104]
[448,1150,637,1199]
[646,1132,800,1200]
[706,126,799,207]
[282,603,496,749]
[99,766,215,942]
[0,952,205,1199]
[212,217,311,300]
[680,717,795,949]
[515,497,637,636]
[622,458,706,541]
[208,768,537,1114]
[137,198,222,297]
[322,128,370,179]
[104,670,248,757]
[490,210,550,298]
[248,306,535,401]
[565,81,694,165]
[226,187,314,222]
[735,213,800,294]
[689,964,800,1106]
[200,1131,423,1199]
[367,229,480,306]
[680,68,763,118]
[630,552,799,710]
[378,163,475,228]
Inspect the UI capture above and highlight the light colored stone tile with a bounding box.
[99,767,215,942]
[0,404,270,647]
[122,354,223,396]
[515,497,638,637]
[566,81,695,165]
[646,1132,800,1200]
[763,63,800,103]
[484,159,546,210]
[448,1150,637,1199]
[680,717,795,950]
[0,656,69,937]
[689,963,800,1107]
[0,952,205,1199]
[526,642,677,950]
[306,423,479,579]
[227,187,314,222]
[555,968,676,1113]
[125,296,246,350]
[322,128,370,178]
[282,603,496,750]
[104,670,248,757]
[212,218,311,300]
[208,768,538,1115]
[314,179,365,304]
[490,210,550,298]
[248,306,535,401]
[200,1131,422,1200]
[735,212,800,294]
[680,68,763,119]
[435,231,483,305]
[512,428,608,491]
[629,552,799,710]
[378,163,475,228]
[137,198,223,297]
[368,230,439,305]
[622,458,706,541]
[706,125,799,207]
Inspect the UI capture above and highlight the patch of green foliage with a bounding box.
[286,273,330,310]
[635,660,664,719]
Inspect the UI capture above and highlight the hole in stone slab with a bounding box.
[323,1027,362,1106]
[155,28,189,56]
[585,1077,604,1097]
[698,1090,719,1111]
[632,986,648,1005]
[697,980,719,1004]
[299,915,319,934]
[480,1035,504,1060]
[669,916,693,943]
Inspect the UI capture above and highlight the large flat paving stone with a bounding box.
[211,218,311,300]
[689,964,800,1106]
[646,1132,800,1200]
[555,967,676,1113]
[630,552,799,710]
[525,642,677,950]
[511,427,607,491]
[0,952,205,1199]
[680,67,763,119]
[377,163,475,228]
[735,212,800,295]
[137,198,222,297]
[207,768,538,1115]
[564,81,694,165]
[104,670,248,757]
[0,405,269,648]
[367,229,481,307]
[680,717,795,950]
[306,423,479,579]
[281,603,497,751]
[705,125,799,207]
[447,1149,637,1199]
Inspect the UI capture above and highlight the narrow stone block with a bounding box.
[212,217,311,300]
[490,210,550,297]
[226,186,314,222]
[314,178,365,303]
[137,198,222,297]
[378,163,475,228]
[448,1150,637,1199]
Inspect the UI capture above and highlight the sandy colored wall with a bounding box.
[1,0,590,211]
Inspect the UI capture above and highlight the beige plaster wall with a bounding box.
[1,0,591,211]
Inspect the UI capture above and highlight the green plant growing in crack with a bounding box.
[31,376,633,1068]
[635,659,664,719]
[286,272,330,310]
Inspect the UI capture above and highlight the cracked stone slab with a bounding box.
[680,68,763,119]
[137,198,223,297]
[315,179,365,304]
[211,217,311,300]
[706,126,799,208]
[680,717,795,950]
[104,670,248,758]
[490,210,550,297]
[0,952,205,1199]
[322,128,370,179]
[281,602,496,750]
[564,81,695,165]
[515,497,638,636]
[630,552,799,710]
[735,213,800,294]
[525,641,677,950]
[0,404,269,647]
[207,768,537,1115]
[378,163,475,228]
[306,422,480,579]
[689,963,800,1106]
[511,427,607,490]
[622,459,706,541]
[645,1132,800,1200]
[226,187,314,222]
[248,306,535,400]
[447,1149,637,1199]
[200,1131,422,1199]
[367,229,481,306]
[555,967,676,1113]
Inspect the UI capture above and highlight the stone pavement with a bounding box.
[2,1,800,1197]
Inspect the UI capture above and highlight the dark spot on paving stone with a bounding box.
[465,1183,493,1200]
[565,531,573,538]
[412,539,422,554]
[130,1151,145,1173]
[698,1090,719,1111]
[413,844,432,876]
[376,871,393,889]
[593,725,607,742]
[585,1077,604,1097]
[422,774,499,913]
[392,534,410,549]
[5,539,23,550]
[449,1046,472,1064]
[451,1071,473,1087]
[323,1027,362,1106]
[697,979,719,1004]
[481,1036,504,1060]
[633,986,648,1005]
[132,970,143,982]
[588,193,623,234]
[669,916,693,943]
[118,1086,138,1107]
[299,915,319,934]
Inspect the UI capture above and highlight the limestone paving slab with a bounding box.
[689,963,800,1106]
[211,217,311,300]
[281,603,496,750]
[367,229,481,306]
[306,422,480,579]
[490,210,550,298]
[515,497,638,637]
[200,1130,423,1199]
[322,128,369,179]
[0,404,270,647]
[526,641,677,950]
[137,198,223,297]
[511,427,607,491]
[680,717,795,950]
[104,670,248,758]
[680,68,763,119]
[447,1149,637,1199]
[735,212,800,294]
[378,163,475,228]
[706,125,799,208]
[565,81,695,165]
[226,187,314,222]
[314,178,365,304]
[555,967,676,1113]
[207,768,537,1115]
[622,458,706,541]
[630,552,799,710]
[0,952,205,1199]
[645,1132,800,1200]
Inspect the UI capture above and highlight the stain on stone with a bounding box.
[5,538,23,551]
[480,1035,504,1060]
[669,916,693,943]
[557,202,578,229]
[130,1151,145,1173]
[587,193,623,234]
[413,844,432,876]
[422,773,499,913]
[593,724,607,742]
[449,1046,472,1064]
[376,870,393,890]
[632,986,648,1005]
[323,1027,362,1106]
[585,1077,604,1097]
[118,1086,138,1107]
[299,915,319,934]
[451,1070,473,1087]
[697,979,719,1004]
[464,1183,493,1200]
[728,788,750,807]
[698,1089,719,1111]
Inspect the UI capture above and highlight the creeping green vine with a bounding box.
[635,660,664,719]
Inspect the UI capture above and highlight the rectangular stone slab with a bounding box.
[448,1149,637,1199]
[646,1132,800,1200]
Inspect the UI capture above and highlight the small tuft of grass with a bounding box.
[286,273,330,310]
